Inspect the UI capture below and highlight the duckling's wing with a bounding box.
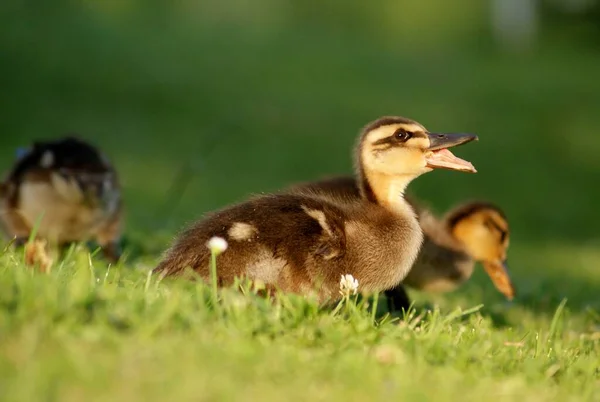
[246,194,348,262]
[154,194,348,278]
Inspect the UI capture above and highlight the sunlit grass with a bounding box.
[0,244,599,401]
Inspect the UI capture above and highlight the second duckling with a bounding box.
[0,136,123,262]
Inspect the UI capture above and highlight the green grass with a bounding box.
[0,245,598,402]
[1,1,600,400]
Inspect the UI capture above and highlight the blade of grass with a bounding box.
[546,298,568,353]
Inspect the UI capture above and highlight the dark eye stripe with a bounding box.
[372,129,425,146]
[373,136,395,146]
[484,218,508,240]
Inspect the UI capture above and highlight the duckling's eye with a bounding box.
[394,129,412,142]
[500,230,507,242]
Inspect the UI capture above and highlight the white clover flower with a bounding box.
[206,236,228,255]
[339,274,359,297]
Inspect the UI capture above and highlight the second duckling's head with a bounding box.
[10,136,119,209]
[447,202,515,300]
[358,116,478,180]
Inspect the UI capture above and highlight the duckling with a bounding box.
[403,200,513,295]
[154,116,478,302]
[0,136,123,262]
[287,176,514,311]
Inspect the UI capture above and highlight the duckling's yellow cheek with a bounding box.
[409,137,430,149]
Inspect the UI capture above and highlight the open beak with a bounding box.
[482,260,515,300]
[425,133,478,173]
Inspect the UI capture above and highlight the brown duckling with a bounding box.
[287,176,514,311]
[0,136,123,262]
[154,116,478,302]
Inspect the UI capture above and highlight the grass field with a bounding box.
[1,1,600,401]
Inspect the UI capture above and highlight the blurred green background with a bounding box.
[1,0,599,309]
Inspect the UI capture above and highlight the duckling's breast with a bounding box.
[343,210,423,293]
[17,174,117,243]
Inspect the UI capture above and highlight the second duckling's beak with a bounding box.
[482,261,515,300]
[425,133,478,173]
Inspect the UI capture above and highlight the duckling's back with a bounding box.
[154,194,348,294]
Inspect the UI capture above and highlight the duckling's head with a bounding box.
[32,136,111,173]
[13,136,118,208]
[356,116,478,204]
[447,202,515,300]
[358,116,478,178]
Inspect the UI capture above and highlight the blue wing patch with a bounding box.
[15,147,30,160]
